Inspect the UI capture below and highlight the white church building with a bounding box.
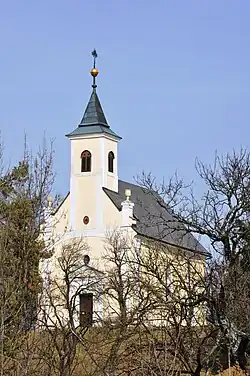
[40,51,206,328]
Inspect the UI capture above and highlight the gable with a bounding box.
[51,192,70,234]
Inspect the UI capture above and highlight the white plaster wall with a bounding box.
[69,134,119,234]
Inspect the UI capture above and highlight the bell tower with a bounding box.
[66,50,121,232]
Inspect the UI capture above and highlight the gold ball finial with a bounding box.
[90,68,99,78]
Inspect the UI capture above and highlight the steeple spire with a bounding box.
[78,49,109,128]
[66,49,121,140]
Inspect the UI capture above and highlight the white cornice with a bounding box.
[67,133,120,142]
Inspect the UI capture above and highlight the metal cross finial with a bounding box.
[92,49,98,68]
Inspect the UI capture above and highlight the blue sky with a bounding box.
[0,1,250,195]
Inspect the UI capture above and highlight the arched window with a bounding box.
[108,151,115,173]
[81,150,91,172]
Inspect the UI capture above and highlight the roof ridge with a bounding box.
[118,179,157,195]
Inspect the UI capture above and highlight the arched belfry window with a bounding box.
[108,151,115,173]
[81,150,91,172]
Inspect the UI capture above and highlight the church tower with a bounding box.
[66,50,121,232]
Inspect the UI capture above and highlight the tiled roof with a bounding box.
[103,180,208,255]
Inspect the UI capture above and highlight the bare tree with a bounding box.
[38,238,103,376]
[138,148,250,372]
[83,230,210,376]
[129,238,217,376]
[98,230,151,376]
[63,229,155,376]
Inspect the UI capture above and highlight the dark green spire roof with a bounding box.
[79,88,109,127]
[66,88,121,139]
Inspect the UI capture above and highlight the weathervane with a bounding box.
[90,49,99,89]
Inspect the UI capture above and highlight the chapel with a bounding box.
[42,50,206,327]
